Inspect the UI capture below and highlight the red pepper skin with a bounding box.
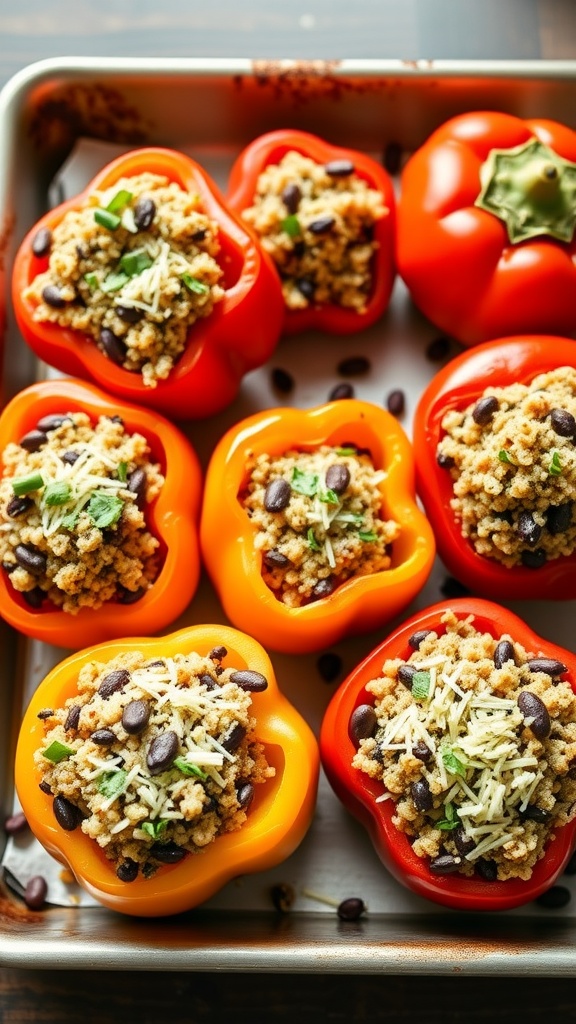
[226,129,396,335]
[11,147,284,420]
[396,111,576,346]
[0,378,202,648]
[413,335,576,601]
[320,597,576,912]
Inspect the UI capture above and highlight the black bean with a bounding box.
[122,700,150,735]
[337,356,370,377]
[98,668,130,699]
[127,467,146,509]
[90,728,117,746]
[476,859,498,882]
[518,690,551,739]
[296,277,315,300]
[328,382,354,401]
[23,587,44,608]
[117,586,145,605]
[264,478,291,512]
[25,875,48,910]
[325,463,350,494]
[426,336,451,361]
[4,811,28,836]
[527,657,567,678]
[550,408,576,437]
[198,672,217,690]
[61,450,81,466]
[39,781,52,795]
[210,645,227,662]
[337,897,366,921]
[517,510,542,545]
[64,704,81,731]
[386,389,405,417]
[36,414,70,433]
[270,367,295,395]
[6,495,33,518]
[32,227,52,258]
[547,503,572,534]
[36,708,53,719]
[325,159,355,177]
[317,652,343,683]
[270,882,295,912]
[521,548,547,569]
[494,640,516,669]
[472,395,499,425]
[18,429,47,452]
[520,804,551,823]
[147,730,179,775]
[53,795,81,831]
[14,544,46,575]
[408,630,432,650]
[99,328,127,366]
[429,853,462,875]
[440,576,470,598]
[411,778,433,812]
[311,576,336,600]
[115,304,142,323]
[229,669,268,692]
[412,741,432,763]
[397,664,417,688]
[42,284,66,308]
[436,451,455,469]
[134,196,156,230]
[281,182,301,213]
[535,885,571,910]
[117,859,139,883]
[383,141,402,175]
[263,548,290,569]
[236,782,255,809]
[150,842,186,864]
[453,826,476,857]
[308,215,335,234]
[221,722,247,753]
[349,704,377,744]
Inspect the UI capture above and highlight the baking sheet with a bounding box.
[1,58,576,973]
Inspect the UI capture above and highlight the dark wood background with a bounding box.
[2,0,576,1019]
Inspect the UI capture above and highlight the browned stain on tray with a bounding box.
[237,60,387,105]
[0,891,44,927]
[28,83,151,160]
[0,210,15,274]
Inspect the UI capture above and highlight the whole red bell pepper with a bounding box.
[11,147,284,420]
[413,335,576,601]
[396,111,576,346]
[226,129,396,335]
[320,597,576,912]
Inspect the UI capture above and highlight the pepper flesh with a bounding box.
[12,147,284,419]
[15,623,320,917]
[320,597,576,912]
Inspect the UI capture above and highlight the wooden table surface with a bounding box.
[2,1,576,1020]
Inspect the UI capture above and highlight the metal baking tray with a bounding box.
[2,56,576,975]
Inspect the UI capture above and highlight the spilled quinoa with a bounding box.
[241,444,399,607]
[240,150,386,312]
[24,172,225,387]
[34,647,275,881]
[0,410,163,612]
[352,610,576,881]
[436,367,576,568]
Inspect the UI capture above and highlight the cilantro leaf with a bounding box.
[549,450,563,476]
[437,801,460,831]
[307,527,322,552]
[174,757,208,780]
[411,670,431,699]
[291,467,318,497]
[141,819,169,839]
[42,480,72,507]
[441,747,466,776]
[87,492,124,529]
[97,770,128,800]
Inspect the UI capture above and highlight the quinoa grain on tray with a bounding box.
[0,411,163,612]
[353,610,576,882]
[240,151,387,312]
[241,444,400,606]
[34,647,275,881]
[23,172,225,387]
[436,368,576,568]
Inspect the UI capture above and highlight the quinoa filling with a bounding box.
[24,172,225,387]
[0,411,163,612]
[34,647,275,882]
[240,444,400,607]
[436,367,576,568]
[240,151,386,312]
[352,610,576,882]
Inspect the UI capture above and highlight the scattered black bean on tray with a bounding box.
[440,576,471,598]
[336,355,371,377]
[535,886,572,910]
[24,875,48,910]
[386,389,405,417]
[317,651,343,683]
[383,141,403,175]
[337,897,366,921]
[270,366,295,395]
[4,811,29,836]
[426,335,452,362]
[270,882,296,912]
[328,382,355,401]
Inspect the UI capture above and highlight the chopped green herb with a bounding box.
[411,670,431,699]
[87,492,124,529]
[498,449,514,464]
[549,450,563,476]
[437,802,460,831]
[442,747,466,776]
[42,480,72,507]
[335,512,364,525]
[12,472,44,496]
[335,447,357,456]
[281,214,302,238]
[84,271,99,291]
[97,770,128,800]
[106,189,133,214]
[101,271,130,293]
[94,208,122,231]
[141,819,169,840]
[291,467,318,497]
[358,530,378,542]
[117,461,128,483]
[174,757,208,780]
[62,507,81,531]
[307,527,322,551]
[120,248,154,277]
[42,740,74,763]
[182,272,210,295]
[319,488,340,505]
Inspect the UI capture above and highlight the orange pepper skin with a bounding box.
[11,147,284,420]
[396,111,576,346]
[413,335,576,601]
[226,129,396,336]
[199,399,435,655]
[320,597,576,912]
[0,378,202,648]
[15,623,319,917]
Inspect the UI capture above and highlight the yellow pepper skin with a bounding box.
[15,624,320,917]
[200,400,436,654]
